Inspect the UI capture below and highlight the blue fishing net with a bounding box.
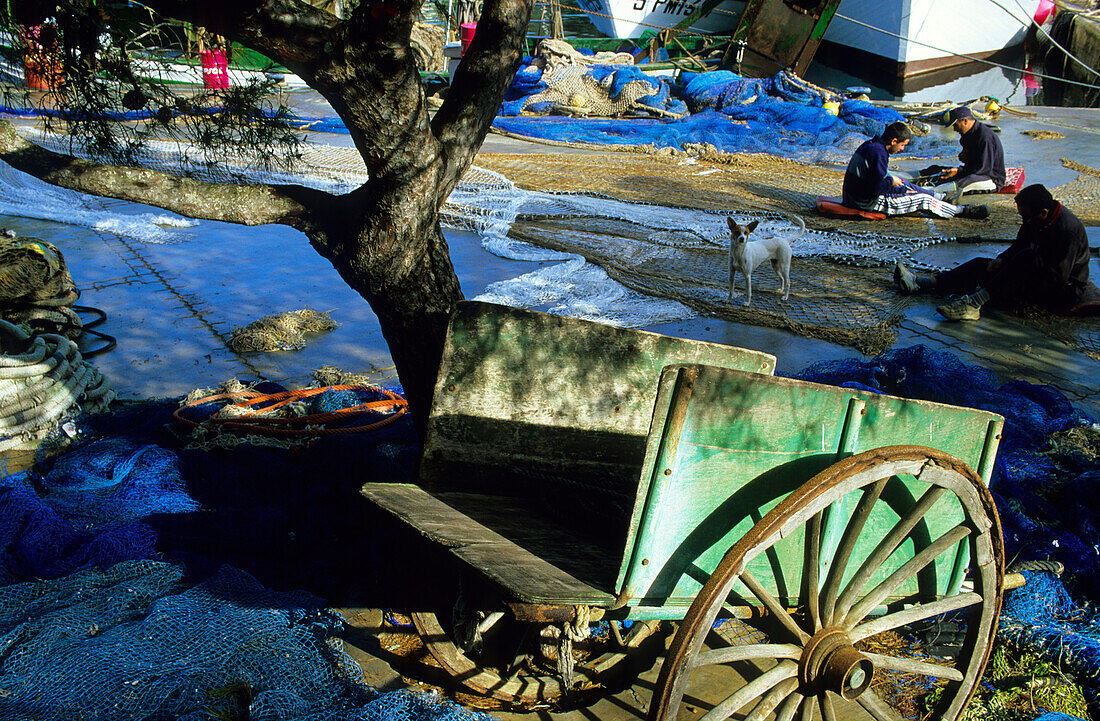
[493,70,954,163]
[0,472,158,582]
[1001,571,1100,698]
[797,344,1100,705]
[0,559,490,721]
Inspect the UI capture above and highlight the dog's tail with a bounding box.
[782,211,806,243]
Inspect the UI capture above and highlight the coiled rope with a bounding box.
[0,318,114,452]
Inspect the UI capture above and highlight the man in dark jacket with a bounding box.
[939,106,1006,201]
[893,184,1090,321]
[843,121,988,219]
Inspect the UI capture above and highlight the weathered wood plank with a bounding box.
[361,483,617,605]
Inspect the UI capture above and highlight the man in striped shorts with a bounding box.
[842,121,990,220]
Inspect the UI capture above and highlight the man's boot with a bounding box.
[959,204,990,219]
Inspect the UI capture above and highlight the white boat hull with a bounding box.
[823,0,1040,75]
[577,0,1040,80]
[575,0,746,39]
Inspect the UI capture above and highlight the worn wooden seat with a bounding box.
[814,196,887,220]
[361,483,616,604]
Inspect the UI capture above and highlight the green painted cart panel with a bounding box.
[616,364,1004,611]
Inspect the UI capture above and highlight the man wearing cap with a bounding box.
[938,106,1006,202]
[892,184,1089,321]
[843,120,989,219]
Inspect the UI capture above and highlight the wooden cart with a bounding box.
[363,301,1005,721]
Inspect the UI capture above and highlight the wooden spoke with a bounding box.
[694,643,801,668]
[820,478,887,626]
[746,677,801,721]
[819,691,837,721]
[740,570,810,643]
[700,660,798,721]
[843,524,972,629]
[775,688,804,721]
[805,511,823,632]
[857,689,906,721]
[477,610,506,636]
[850,591,983,642]
[863,652,964,682]
[834,485,948,620]
[798,696,815,721]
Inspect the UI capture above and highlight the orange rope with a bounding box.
[172,385,408,437]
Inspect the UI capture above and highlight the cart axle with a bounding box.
[799,628,875,700]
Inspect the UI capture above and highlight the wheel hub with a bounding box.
[799,628,874,699]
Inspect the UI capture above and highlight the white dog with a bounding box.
[727,217,792,307]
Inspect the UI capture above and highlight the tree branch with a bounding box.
[0,120,321,228]
[133,0,337,65]
[431,0,533,192]
[288,0,441,192]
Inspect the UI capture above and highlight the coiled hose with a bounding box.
[0,318,113,452]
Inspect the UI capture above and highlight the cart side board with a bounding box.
[418,302,776,511]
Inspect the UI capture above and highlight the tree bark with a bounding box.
[1,0,533,432]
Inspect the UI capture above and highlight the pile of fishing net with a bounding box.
[684,70,907,149]
[228,308,338,352]
[175,380,408,449]
[0,559,489,721]
[798,344,1100,711]
[493,69,955,163]
[500,38,686,119]
[0,233,81,337]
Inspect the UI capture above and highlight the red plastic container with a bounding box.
[459,22,477,55]
[201,49,230,89]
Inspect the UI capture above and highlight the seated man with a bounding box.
[843,121,989,219]
[938,106,1006,201]
[894,184,1090,321]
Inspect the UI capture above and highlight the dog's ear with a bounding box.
[726,217,739,232]
[746,220,760,233]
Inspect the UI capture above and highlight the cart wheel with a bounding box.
[650,446,1003,721]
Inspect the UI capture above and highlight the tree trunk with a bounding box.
[359,223,460,435]
[300,160,463,435]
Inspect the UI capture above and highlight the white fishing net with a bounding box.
[9,127,941,330]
